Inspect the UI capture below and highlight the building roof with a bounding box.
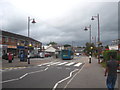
[1,30,41,44]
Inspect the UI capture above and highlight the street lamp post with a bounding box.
[27,17,36,64]
[91,14,100,64]
[84,25,92,44]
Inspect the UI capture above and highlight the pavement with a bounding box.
[66,56,119,89]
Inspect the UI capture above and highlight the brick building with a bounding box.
[0,30,42,57]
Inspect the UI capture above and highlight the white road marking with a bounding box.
[57,62,68,66]
[74,63,82,67]
[19,73,28,79]
[50,62,61,65]
[65,62,75,66]
[1,78,19,83]
[38,62,83,67]
[1,67,48,84]
[38,65,42,66]
[52,69,79,90]
[64,63,85,88]
[38,62,53,66]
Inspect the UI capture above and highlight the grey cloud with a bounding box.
[0,1,118,46]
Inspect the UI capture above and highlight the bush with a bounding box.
[103,50,118,61]
[117,53,120,61]
[101,62,106,68]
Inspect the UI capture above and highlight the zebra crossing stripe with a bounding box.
[57,62,68,66]
[65,62,75,66]
[50,62,61,65]
[74,63,82,67]
[37,62,83,67]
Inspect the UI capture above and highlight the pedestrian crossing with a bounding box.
[1,62,83,72]
[38,61,83,67]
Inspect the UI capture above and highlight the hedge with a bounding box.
[103,50,120,61]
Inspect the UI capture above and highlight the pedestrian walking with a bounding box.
[8,52,12,63]
[24,52,27,62]
[20,52,24,61]
[89,55,92,63]
[28,53,30,64]
[104,55,120,90]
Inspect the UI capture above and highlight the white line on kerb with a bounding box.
[1,67,48,84]
[52,69,79,90]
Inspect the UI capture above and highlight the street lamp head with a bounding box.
[91,16,94,20]
[32,19,36,23]
[84,27,88,31]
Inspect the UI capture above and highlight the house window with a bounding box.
[4,37,8,42]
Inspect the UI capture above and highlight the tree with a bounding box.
[47,42,57,46]
[64,44,71,47]
[84,42,96,55]
[105,45,109,49]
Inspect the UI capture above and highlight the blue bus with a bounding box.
[61,49,74,60]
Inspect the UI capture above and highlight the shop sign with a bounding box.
[17,46,25,49]
[8,45,17,49]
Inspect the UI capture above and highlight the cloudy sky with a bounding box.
[0,0,119,46]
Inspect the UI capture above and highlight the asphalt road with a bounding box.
[2,56,85,89]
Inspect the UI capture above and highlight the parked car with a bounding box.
[2,53,14,60]
[45,53,51,57]
[39,52,45,58]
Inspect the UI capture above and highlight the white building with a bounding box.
[109,45,118,50]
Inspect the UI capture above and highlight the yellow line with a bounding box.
[0,67,26,69]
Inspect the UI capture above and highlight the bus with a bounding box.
[61,49,74,60]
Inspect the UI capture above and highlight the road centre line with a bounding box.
[1,67,48,84]
[52,69,79,90]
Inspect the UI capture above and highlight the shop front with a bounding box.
[7,45,17,56]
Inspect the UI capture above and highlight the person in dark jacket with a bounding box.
[20,52,24,61]
[104,55,119,90]
[8,52,12,63]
